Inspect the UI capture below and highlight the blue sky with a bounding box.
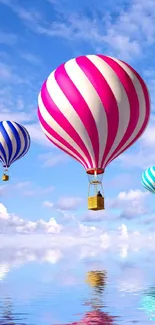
[0,0,155,241]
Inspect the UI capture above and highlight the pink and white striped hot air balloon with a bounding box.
[38,54,150,211]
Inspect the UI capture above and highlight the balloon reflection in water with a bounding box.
[0,297,28,324]
[140,287,155,321]
[85,270,107,309]
[56,270,118,324]
[67,309,118,324]
[86,270,107,293]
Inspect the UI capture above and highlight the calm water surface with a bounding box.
[0,244,154,324]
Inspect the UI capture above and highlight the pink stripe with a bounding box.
[122,60,150,116]
[41,80,93,168]
[76,56,119,168]
[55,63,97,167]
[98,55,139,167]
[38,108,89,169]
[105,60,150,167]
[46,135,85,167]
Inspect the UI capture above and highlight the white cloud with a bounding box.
[0,110,32,123]
[141,122,155,148]
[39,152,68,167]
[14,181,32,189]
[0,203,9,219]
[0,246,63,281]
[42,249,62,263]
[20,52,41,65]
[2,0,155,60]
[25,123,53,147]
[117,190,147,201]
[0,62,29,84]
[0,203,62,234]
[6,181,55,197]
[0,31,17,45]
[22,185,54,197]
[100,233,111,250]
[0,263,10,281]
[1,202,155,289]
[107,189,149,219]
[16,218,62,234]
[118,267,144,293]
[43,201,54,208]
[45,189,150,223]
[118,224,128,237]
[118,148,155,170]
[81,210,109,222]
[56,196,84,210]
[118,120,155,169]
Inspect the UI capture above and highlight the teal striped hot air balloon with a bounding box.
[141,166,155,193]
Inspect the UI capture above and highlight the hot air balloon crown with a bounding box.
[38,54,150,211]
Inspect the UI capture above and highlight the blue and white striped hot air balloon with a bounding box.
[0,121,30,181]
[141,166,155,194]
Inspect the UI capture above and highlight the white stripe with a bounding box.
[0,126,9,167]
[39,92,90,168]
[40,124,88,169]
[14,130,30,161]
[145,170,155,190]
[11,123,26,164]
[0,129,6,166]
[3,121,17,163]
[150,167,155,178]
[46,65,95,167]
[143,182,154,193]
[142,174,154,192]
[87,55,130,167]
[53,60,96,167]
[0,150,6,166]
[65,57,108,167]
[107,57,147,165]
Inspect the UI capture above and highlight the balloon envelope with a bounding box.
[141,166,155,193]
[38,54,150,172]
[0,121,30,168]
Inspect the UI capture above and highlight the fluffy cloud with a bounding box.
[0,201,153,253]
[5,181,55,197]
[20,52,42,65]
[43,196,84,211]
[25,123,53,147]
[0,30,17,45]
[117,266,145,293]
[0,203,62,234]
[43,200,54,208]
[0,224,154,292]
[107,189,149,219]
[2,199,155,293]
[56,196,84,210]
[81,190,149,222]
[2,0,155,60]
[81,210,110,222]
[39,152,68,167]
